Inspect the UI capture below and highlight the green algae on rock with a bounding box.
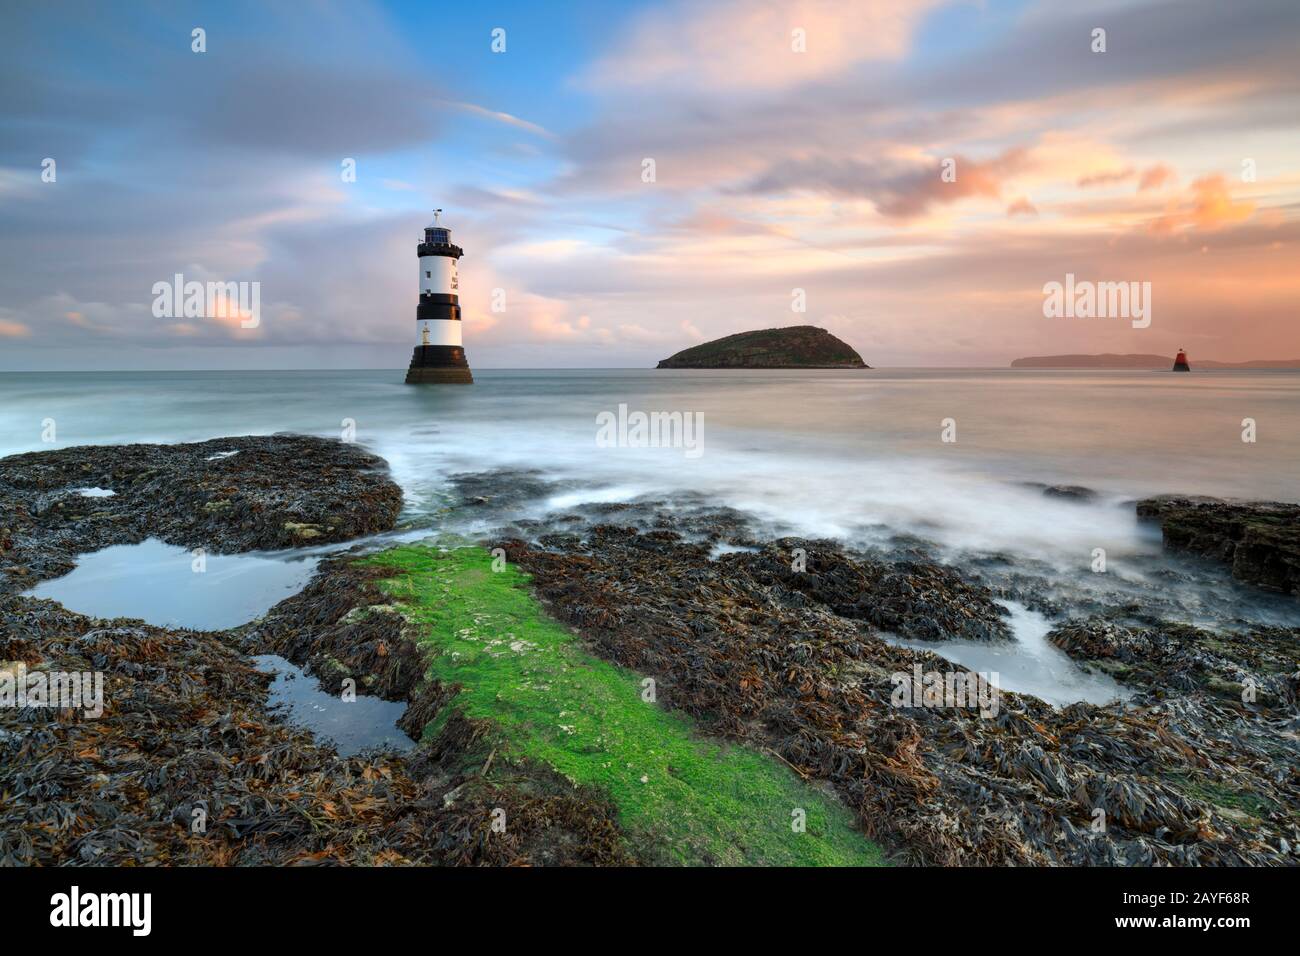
[3,561,636,866]
[493,525,1298,865]
[363,544,883,866]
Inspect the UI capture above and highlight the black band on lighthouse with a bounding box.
[418,241,463,258]
[409,345,469,368]
[417,298,461,322]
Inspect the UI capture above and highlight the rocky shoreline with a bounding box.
[2,439,1297,866]
[0,435,403,591]
[0,578,630,865]
[0,437,628,866]
[492,529,1296,864]
[1137,494,1300,595]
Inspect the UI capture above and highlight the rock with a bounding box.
[0,435,404,594]
[449,469,559,510]
[0,556,635,867]
[743,538,1012,642]
[656,325,869,369]
[1136,495,1300,594]
[494,518,1299,866]
[1021,482,1098,502]
[1047,615,1298,707]
[283,522,323,539]
[1042,484,1097,502]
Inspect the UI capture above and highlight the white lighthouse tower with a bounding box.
[406,209,473,384]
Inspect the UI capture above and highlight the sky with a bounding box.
[1,0,1297,370]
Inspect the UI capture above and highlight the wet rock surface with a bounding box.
[5,444,1298,866]
[1048,616,1299,707]
[493,521,1299,865]
[0,435,404,593]
[0,439,630,866]
[1022,482,1099,503]
[0,588,631,866]
[1137,495,1300,595]
[722,538,1012,643]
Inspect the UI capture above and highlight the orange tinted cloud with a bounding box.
[739,146,1031,220]
[586,0,943,92]
[1138,163,1176,192]
[1076,163,1174,192]
[1150,174,1255,234]
[1078,167,1134,187]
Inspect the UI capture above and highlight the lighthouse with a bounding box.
[1172,348,1191,372]
[405,210,473,384]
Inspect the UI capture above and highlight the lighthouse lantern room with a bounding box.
[406,209,473,384]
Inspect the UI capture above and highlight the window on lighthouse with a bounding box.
[426,271,431,278]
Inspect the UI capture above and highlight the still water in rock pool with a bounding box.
[882,602,1131,707]
[21,539,413,755]
[254,655,413,756]
[23,538,319,630]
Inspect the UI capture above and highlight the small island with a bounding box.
[1011,353,1300,369]
[656,325,870,369]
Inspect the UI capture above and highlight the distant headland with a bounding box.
[1010,353,1300,369]
[657,326,869,369]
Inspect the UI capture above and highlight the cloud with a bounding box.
[1137,163,1176,192]
[907,0,1300,113]
[176,61,445,156]
[1078,167,1135,188]
[667,208,784,238]
[0,317,31,338]
[1070,161,1173,195]
[738,147,1031,219]
[1149,174,1255,234]
[443,101,556,140]
[583,0,944,93]
[3,0,1299,371]
[0,2,449,162]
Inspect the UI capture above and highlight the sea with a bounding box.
[5,367,1299,707]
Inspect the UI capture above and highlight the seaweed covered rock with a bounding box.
[231,557,430,729]
[0,582,633,867]
[1048,616,1299,708]
[0,439,637,865]
[0,435,404,592]
[1137,495,1300,595]
[496,523,1299,866]
[742,539,1011,642]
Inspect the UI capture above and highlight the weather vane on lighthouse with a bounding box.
[405,208,474,384]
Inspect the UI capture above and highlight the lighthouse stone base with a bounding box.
[405,345,473,385]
